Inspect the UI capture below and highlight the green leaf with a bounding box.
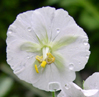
[0,76,14,97]
[52,36,77,51]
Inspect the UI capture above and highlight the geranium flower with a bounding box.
[6,6,90,91]
[58,82,98,97]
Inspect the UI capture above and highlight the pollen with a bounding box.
[35,64,39,73]
[41,61,47,68]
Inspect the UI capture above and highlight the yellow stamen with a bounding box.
[35,55,43,63]
[47,53,53,58]
[41,61,47,68]
[35,64,39,73]
[52,57,55,62]
[46,53,55,64]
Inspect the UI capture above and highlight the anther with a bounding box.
[35,64,39,73]
[35,55,43,63]
[52,57,55,62]
[46,53,55,64]
[35,52,55,73]
[47,53,53,58]
[41,61,47,68]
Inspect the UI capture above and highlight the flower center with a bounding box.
[34,47,55,73]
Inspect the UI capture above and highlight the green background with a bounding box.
[0,0,99,97]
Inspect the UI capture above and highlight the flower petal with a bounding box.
[50,8,90,71]
[58,83,85,97]
[8,11,39,43]
[52,36,77,51]
[27,63,75,91]
[51,8,87,41]
[48,82,61,91]
[82,89,98,96]
[20,42,41,52]
[35,6,55,41]
[84,72,99,90]
[6,40,37,80]
[57,34,90,71]
[58,83,98,97]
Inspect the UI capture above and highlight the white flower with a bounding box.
[84,72,99,97]
[6,6,90,91]
[58,73,99,97]
[58,82,98,97]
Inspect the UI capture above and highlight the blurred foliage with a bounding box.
[0,0,99,97]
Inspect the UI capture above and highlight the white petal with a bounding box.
[29,63,75,91]
[84,72,99,90]
[58,91,66,97]
[7,27,38,84]
[14,57,37,83]
[58,83,99,97]
[35,6,55,40]
[48,82,61,91]
[58,82,85,97]
[50,8,90,71]
[82,89,98,96]
[51,8,71,41]
[51,9,88,41]
[6,40,37,83]
[8,11,39,43]
[7,7,55,44]
[56,30,90,71]
[25,7,55,43]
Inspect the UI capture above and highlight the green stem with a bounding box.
[52,91,55,97]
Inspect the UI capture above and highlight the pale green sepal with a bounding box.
[36,34,43,45]
[53,52,65,70]
[20,42,41,52]
[52,36,78,51]
[36,34,48,46]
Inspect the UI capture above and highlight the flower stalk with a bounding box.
[52,91,55,97]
